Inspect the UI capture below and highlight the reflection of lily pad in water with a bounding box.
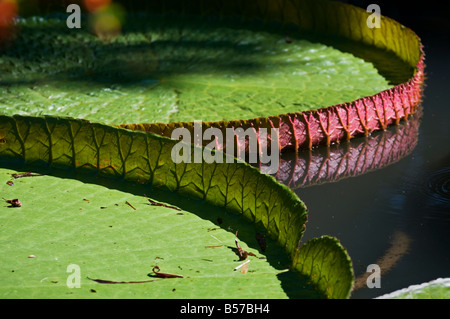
[268,107,421,188]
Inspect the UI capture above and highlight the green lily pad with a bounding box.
[0,167,302,298]
[0,115,353,298]
[376,278,450,299]
[0,14,393,124]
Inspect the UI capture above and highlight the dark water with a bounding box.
[276,32,450,298]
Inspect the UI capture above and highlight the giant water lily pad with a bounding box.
[0,0,424,299]
[0,115,351,299]
[1,15,391,124]
[377,278,450,299]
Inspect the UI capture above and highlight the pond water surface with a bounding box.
[278,34,449,298]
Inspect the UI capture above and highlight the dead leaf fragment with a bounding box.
[11,172,43,179]
[125,201,136,210]
[240,262,249,274]
[234,231,248,261]
[144,194,182,211]
[150,265,183,279]
[234,260,250,273]
[3,198,21,207]
[87,277,160,284]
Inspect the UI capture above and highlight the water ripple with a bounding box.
[423,167,450,220]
